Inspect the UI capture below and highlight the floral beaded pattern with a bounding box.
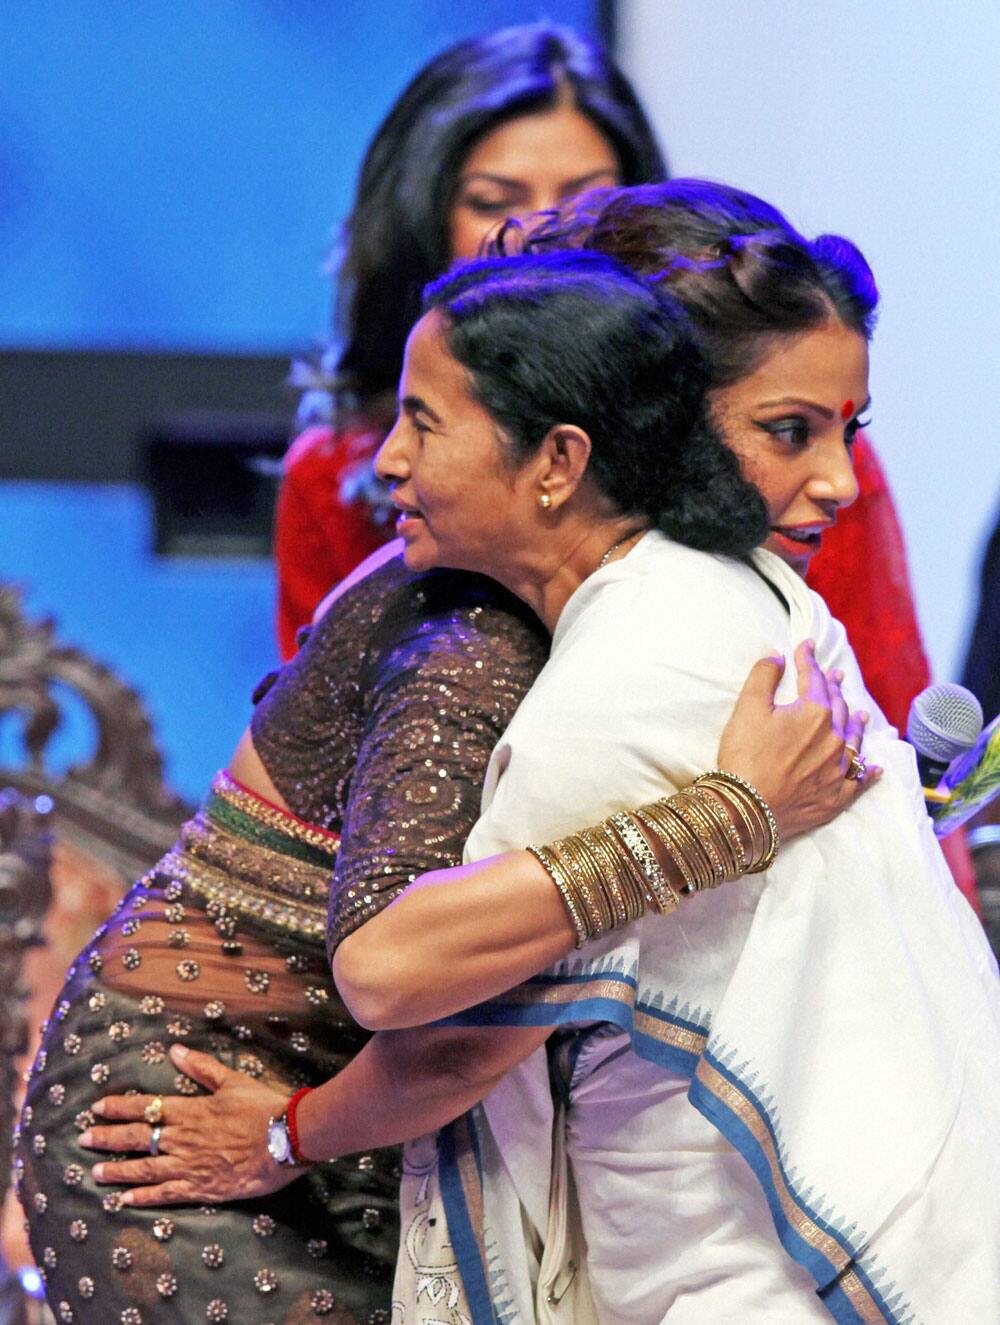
[17,867,398,1323]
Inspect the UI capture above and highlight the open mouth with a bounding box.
[770,525,824,549]
[394,507,424,534]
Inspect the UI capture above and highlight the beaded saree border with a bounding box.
[150,771,339,941]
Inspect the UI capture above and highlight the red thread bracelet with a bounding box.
[286,1086,314,1164]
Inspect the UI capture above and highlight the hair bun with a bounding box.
[653,232,787,286]
[508,179,879,386]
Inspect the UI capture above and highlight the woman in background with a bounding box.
[276,23,661,656]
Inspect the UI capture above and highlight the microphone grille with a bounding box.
[906,683,984,761]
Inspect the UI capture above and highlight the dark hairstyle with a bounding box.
[422,252,768,557]
[508,179,879,387]
[333,25,666,411]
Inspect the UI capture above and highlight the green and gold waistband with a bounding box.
[154,771,339,941]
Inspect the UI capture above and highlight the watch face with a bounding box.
[267,1118,291,1164]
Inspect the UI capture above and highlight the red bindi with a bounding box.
[840,399,855,421]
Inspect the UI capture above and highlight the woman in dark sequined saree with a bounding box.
[18,493,873,1325]
[73,243,1000,1323]
[15,550,549,1325]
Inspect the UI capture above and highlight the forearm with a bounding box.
[295,1024,550,1161]
[334,780,762,1030]
[334,850,574,1029]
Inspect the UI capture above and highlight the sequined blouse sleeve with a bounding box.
[327,575,548,955]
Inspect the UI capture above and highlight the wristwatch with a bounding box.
[266,1086,313,1167]
[266,1111,303,1167]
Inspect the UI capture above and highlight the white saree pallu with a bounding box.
[391,532,1000,1325]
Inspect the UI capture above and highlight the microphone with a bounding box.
[906,683,983,800]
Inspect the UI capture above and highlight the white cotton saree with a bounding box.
[390,533,1000,1325]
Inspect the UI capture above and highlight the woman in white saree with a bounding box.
[347,224,1000,1323]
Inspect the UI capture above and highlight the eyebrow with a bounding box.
[457,168,618,192]
[757,395,871,419]
[400,394,443,424]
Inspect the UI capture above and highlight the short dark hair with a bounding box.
[334,25,667,410]
[512,179,879,387]
[423,252,768,557]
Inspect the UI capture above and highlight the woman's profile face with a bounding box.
[449,99,621,260]
[375,310,538,577]
[712,319,869,576]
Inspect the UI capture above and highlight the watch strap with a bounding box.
[285,1086,314,1165]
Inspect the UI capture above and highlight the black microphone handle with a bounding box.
[915,750,954,791]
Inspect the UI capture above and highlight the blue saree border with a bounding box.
[690,1046,855,1284]
[821,1271,916,1325]
[439,968,706,1074]
[439,1115,498,1325]
[690,1048,916,1323]
[440,964,916,1325]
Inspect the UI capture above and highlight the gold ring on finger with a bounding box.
[844,745,867,782]
[143,1096,165,1126]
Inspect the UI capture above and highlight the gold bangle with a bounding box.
[533,812,653,945]
[636,800,711,892]
[580,829,626,927]
[587,824,647,924]
[565,834,615,933]
[602,822,649,922]
[579,828,629,928]
[698,779,762,869]
[608,812,680,915]
[547,838,597,939]
[535,768,778,954]
[533,769,778,948]
[527,845,588,947]
[660,797,720,892]
[689,785,746,875]
[670,792,728,888]
[696,771,779,872]
[636,801,702,892]
[702,779,761,868]
[682,787,741,882]
[574,827,641,930]
[703,771,779,872]
[552,835,611,937]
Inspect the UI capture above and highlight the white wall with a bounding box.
[618,0,1000,683]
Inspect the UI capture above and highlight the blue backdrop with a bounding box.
[0,0,599,353]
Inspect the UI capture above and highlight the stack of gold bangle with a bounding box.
[695,769,779,874]
[530,769,779,947]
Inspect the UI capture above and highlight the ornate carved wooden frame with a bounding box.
[0,585,191,882]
